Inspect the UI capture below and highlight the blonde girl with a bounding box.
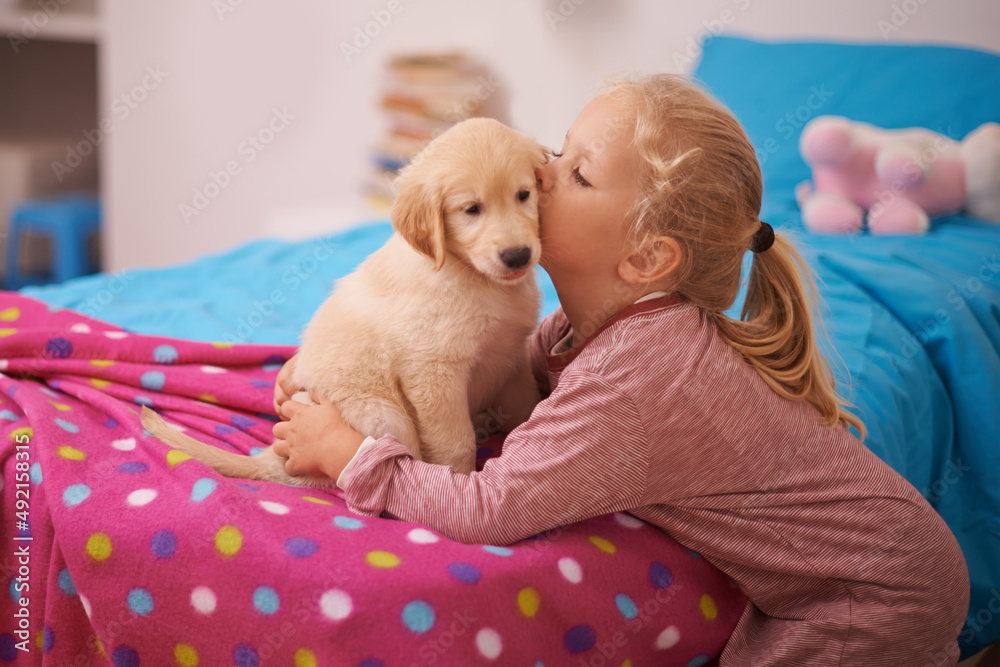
[273,74,969,666]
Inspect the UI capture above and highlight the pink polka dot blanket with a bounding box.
[0,293,746,666]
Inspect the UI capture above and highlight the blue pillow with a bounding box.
[692,36,1000,219]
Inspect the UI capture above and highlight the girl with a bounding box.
[271,75,969,666]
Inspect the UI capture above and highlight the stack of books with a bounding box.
[367,52,506,211]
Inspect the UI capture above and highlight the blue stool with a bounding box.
[4,194,101,289]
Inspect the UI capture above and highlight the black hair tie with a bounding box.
[751,221,775,253]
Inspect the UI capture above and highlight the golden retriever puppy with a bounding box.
[141,118,547,487]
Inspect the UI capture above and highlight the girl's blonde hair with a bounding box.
[606,74,866,439]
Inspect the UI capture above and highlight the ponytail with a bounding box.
[713,232,866,439]
[608,73,865,440]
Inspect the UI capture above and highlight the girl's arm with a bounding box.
[279,369,649,546]
[527,308,569,398]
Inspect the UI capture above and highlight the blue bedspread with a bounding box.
[22,223,559,345]
[21,36,1000,657]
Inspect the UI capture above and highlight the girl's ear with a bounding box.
[391,169,446,271]
[618,236,682,285]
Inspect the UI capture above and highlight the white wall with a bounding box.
[101,0,1000,271]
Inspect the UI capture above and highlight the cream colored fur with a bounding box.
[141,118,548,488]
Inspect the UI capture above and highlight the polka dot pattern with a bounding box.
[656,625,681,650]
[175,643,199,666]
[700,594,718,621]
[333,515,365,530]
[233,644,259,667]
[0,295,745,666]
[140,370,166,391]
[112,438,136,451]
[215,526,242,557]
[253,586,280,615]
[588,535,616,554]
[481,545,513,557]
[401,600,435,634]
[615,593,638,619]
[57,569,77,596]
[191,478,218,502]
[191,587,217,615]
[320,590,352,621]
[285,536,319,558]
[63,483,91,506]
[366,550,400,568]
[127,588,154,616]
[166,450,192,467]
[86,533,112,561]
[111,645,139,667]
[558,557,583,584]
[448,562,481,584]
[294,648,317,667]
[407,528,438,544]
[150,529,177,558]
[650,561,674,590]
[127,488,157,506]
[259,500,289,514]
[564,624,596,653]
[518,587,540,617]
[476,628,503,659]
[58,446,86,460]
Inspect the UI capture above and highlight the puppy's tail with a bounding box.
[140,405,299,484]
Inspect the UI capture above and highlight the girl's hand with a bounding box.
[272,395,366,480]
[273,353,299,416]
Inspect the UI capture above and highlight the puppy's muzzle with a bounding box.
[500,246,532,269]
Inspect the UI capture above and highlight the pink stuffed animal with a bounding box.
[796,115,1000,234]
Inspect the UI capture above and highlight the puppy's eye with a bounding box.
[465,204,480,215]
[517,190,530,202]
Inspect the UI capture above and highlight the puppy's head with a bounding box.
[391,118,548,281]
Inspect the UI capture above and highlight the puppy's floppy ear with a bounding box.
[391,168,446,271]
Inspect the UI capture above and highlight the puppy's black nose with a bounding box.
[500,247,531,269]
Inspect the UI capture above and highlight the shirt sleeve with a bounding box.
[527,308,567,398]
[336,369,650,545]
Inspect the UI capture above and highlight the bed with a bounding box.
[2,35,998,665]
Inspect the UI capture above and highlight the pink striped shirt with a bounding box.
[338,294,969,666]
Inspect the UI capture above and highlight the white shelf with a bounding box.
[0,9,100,43]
